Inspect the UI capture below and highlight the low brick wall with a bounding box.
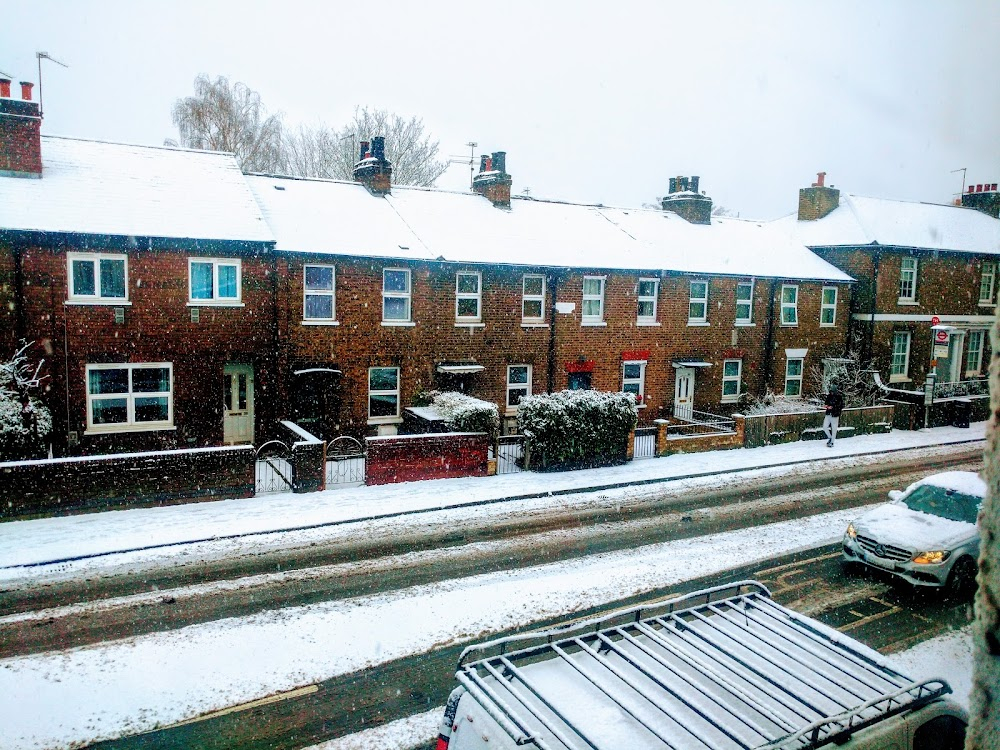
[742,405,895,448]
[657,417,745,456]
[365,432,488,485]
[0,445,255,519]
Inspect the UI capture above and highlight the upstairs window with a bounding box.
[722,359,742,402]
[522,274,546,323]
[899,257,918,303]
[784,358,804,397]
[780,284,798,325]
[688,280,708,323]
[455,271,482,322]
[979,262,996,305]
[382,268,412,322]
[890,331,911,381]
[622,360,646,404]
[506,365,531,410]
[368,367,400,421]
[637,278,658,323]
[582,276,605,324]
[735,281,754,324]
[189,258,241,303]
[966,330,985,376]
[68,252,127,302]
[303,265,336,321]
[86,363,172,432]
[820,286,837,326]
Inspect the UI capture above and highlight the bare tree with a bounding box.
[170,75,285,173]
[967,318,1000,748]
[285,107,448,187]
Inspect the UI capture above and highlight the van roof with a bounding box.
[456,581,952,750]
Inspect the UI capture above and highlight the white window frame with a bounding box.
[637,278,659,324]
[382,268,412,323]
[85,363,173,433]
[188,258,242,304]
[979,262,996,306]
[582,276,606,325]
[780,284,799,326]
[368,366,401,423]
[784,358,804,397]
[455,271,482,322]
[898,257,918,303]
[622,360,647,405]
[67,252,129,304]
[721,359,742,402]
[688,279,709,324]
[521,274,546,324]
[303,264,336,322]
[735,280,754,325]
[890,331,911,382]
[966,329,985,377]
[506,364,532,412]
[820,286,837,326]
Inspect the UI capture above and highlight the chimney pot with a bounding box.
[479,155,488,172]
[690,175,700,194]
[359,141,370,161]
[19,81,33,101]
[992,183,998,191]
[492,151,506,175]
[372,136,385,162]
[0,79,10,98]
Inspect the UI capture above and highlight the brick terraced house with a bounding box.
[777,173,1000,395]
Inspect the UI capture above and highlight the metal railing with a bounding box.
[255,440,293,494]
[325,436,366,487]
[633,426,657,459]
[667,409,736,438]
[933,377,988,399]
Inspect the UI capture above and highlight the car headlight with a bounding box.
[912,550,951,565]
[846,522,857,539]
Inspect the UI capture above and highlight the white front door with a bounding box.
[934,332,965,384]
[223,364,254,444]
[674,367,695,421]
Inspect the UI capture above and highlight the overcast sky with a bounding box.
[3,1,998,219]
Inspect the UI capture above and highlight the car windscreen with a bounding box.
[901,484,982,524]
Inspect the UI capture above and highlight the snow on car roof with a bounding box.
[913,471,986,497]
[0,136,274,243]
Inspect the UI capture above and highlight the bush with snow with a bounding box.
[426,391,500,443]
[0,342,52,461]
[742,390,823,417]
[517,390,637,470]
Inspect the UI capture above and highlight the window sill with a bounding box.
[301,320,340,326]
[964,371,982,378]
[367,417,403,425]
[721,396,741,404]
[381,321,416,327]
[504,408,520,417]
[455,322,485,328]
[581,320,607,327]
[521,322,549,328]
[780,323,799,328]
[897,300,919,306]
[66,299,132,306]
[978,303,996,309]
[687,321,710,327]
[819,323,837,328]
[85,424,176,436]
[735,322,755,327]
[187,301,245,308]
[637,320,661,327]
[889,376,912,384]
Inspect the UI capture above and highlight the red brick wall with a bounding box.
[0,245,18,356]
[0,104,42,176]
[365,432,488,484]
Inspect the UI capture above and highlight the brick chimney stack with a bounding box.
[0,78,43,178]
[797,171,840,220]
[661,175,712,224]
[472,150,513,208]
[352,135,392,195]
[961,182,1000,219]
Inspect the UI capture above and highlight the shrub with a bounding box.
[517,390,638,470]
[428,391,500,443]
[0,342,52,461]
[743,389,823,417]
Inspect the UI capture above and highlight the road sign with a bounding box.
[931,315,941,326]
[935,330,949,343]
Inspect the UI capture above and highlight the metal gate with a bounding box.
[255,440,293,494]
[326,436,366,487]
[633,426,657,459]
[495,434,525,474]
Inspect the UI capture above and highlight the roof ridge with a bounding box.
[42,134,237,158]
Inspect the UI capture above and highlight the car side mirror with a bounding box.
[888,490,903,502]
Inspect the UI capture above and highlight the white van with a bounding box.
[435,581,966,750]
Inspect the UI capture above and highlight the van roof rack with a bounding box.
[456,581,951,750]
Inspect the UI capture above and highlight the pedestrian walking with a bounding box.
[823,384,845,447]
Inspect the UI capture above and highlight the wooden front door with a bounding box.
[223,364,254,444]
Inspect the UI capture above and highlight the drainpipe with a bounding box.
[547,272,559,394]
[762,278,779,392]
[865,248,880,365]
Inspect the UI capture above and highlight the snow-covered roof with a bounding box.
[774,194,1000,255]
[248,174,852,281]
[0,136,274,244]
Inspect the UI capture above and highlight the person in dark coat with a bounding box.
[823,385,845,447]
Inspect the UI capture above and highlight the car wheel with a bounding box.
[945,556,978,600]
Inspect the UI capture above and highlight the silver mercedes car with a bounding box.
[842,471,984,596]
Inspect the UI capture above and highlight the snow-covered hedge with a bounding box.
[0,343,52,461]
[427,391,500,443]
[517,390,638,470]
[743,390,823,416]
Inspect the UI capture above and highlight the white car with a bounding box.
[842,471,984,596]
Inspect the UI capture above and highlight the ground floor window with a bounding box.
[368,367,400,421]
[86,363,173,431]
[965,330,985,376]
[784,358,803,397]
[506,365,531,410]
[622,360,646,404]
[568,372,592,390]
[890,331,911,381]
[722,359,742,402]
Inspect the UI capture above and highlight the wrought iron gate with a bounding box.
[633,426,657,459]
[495,434,525,474]
[255,440,293,494]
[326,436,366,487]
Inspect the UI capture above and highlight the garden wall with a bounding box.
[741,405,894,449]
[0,445,255,519]
[365,432,489,485]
